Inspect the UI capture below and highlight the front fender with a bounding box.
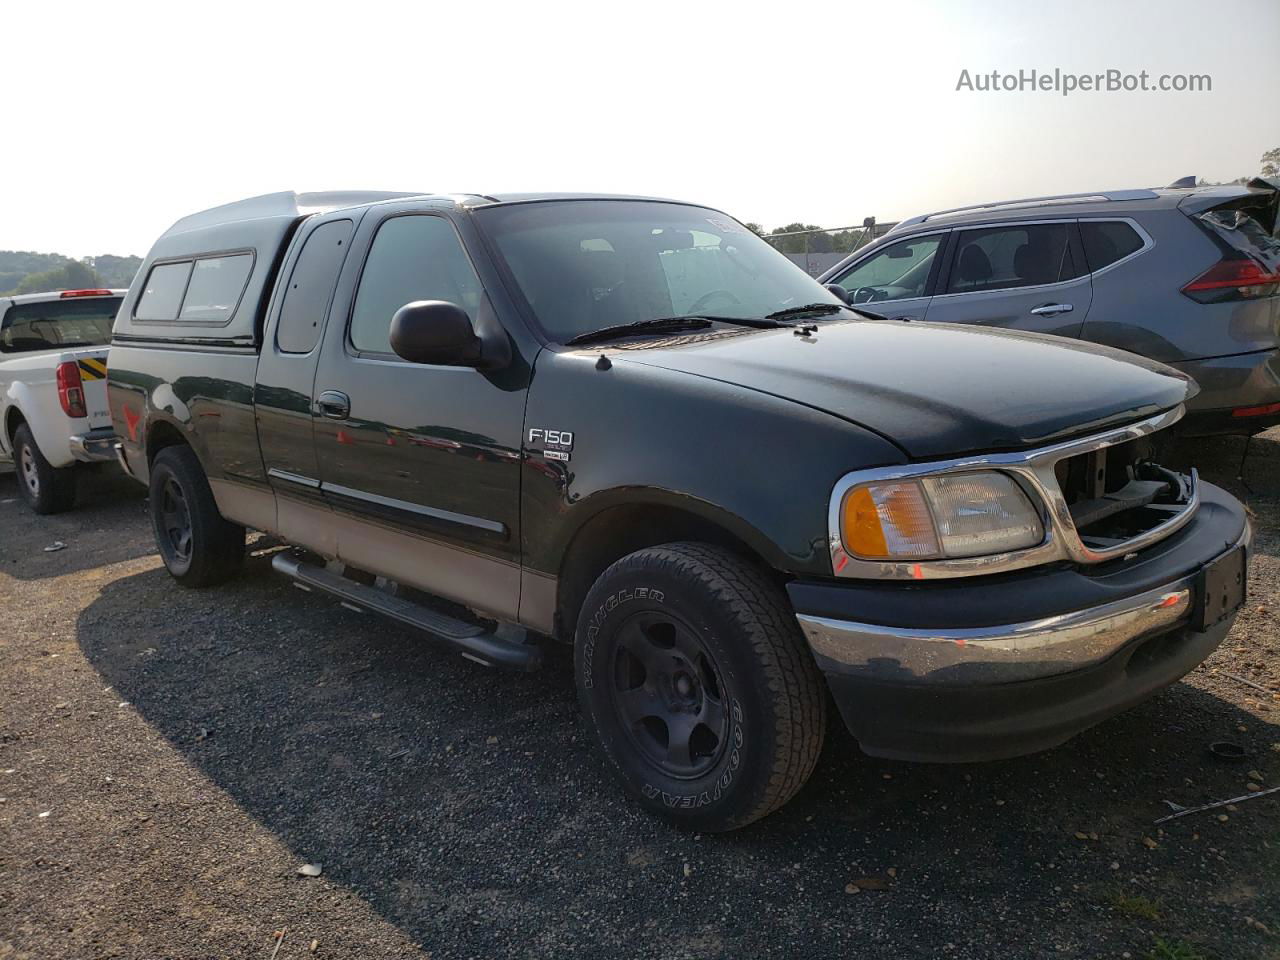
[552,484,798,573]
[521,349,906,579]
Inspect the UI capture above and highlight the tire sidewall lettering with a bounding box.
[581,586,664,691]
[637,696,745,809]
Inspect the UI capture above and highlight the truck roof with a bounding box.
[158,190,692,238]
[117,190,714,347]
[159,191,428,241]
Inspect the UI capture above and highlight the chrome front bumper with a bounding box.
[69,428,118,463]
[797,521,1250,687]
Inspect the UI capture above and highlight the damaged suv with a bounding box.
[109,192,1249,830]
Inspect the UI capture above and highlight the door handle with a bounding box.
[1030,303,1074,317]
[316,390,350,420]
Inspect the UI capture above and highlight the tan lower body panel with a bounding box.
[518,569,558,636]
[277,494,338,558]
[208,478,277,534]
[329,506,521,623]
[208,481,555,632]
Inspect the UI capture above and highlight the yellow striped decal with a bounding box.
[77,357,108,381]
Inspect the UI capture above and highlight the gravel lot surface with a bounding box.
[1,433,1277,960]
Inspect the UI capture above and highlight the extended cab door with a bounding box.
[822,231,946,321]
[309,203,528,622]
[256,212,358,554]
[923,220,1092,336]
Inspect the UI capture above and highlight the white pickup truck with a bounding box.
[1,289,123,513]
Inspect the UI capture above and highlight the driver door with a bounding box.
[308,205,529,623]
[824,231,947,321]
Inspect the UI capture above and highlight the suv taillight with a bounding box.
[56,361,87,418]
[1181,258,1280,304]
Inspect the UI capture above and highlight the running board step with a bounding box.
[272,553,541,671]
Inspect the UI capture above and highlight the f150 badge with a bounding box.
[529,427,573,461]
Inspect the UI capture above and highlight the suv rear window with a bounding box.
[1,297,121,353]
[1079,221,1145,271]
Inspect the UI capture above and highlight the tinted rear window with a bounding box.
[1,297,121,353]
[1080,221,1145,271]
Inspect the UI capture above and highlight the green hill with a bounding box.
[1,250,142,296]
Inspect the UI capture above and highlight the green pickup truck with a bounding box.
[108,191,1249,831]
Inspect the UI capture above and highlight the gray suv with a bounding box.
[820,179,1280,436]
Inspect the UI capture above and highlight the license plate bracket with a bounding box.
[1194,546,1246,631]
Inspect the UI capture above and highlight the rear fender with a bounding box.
[2,379,75,468]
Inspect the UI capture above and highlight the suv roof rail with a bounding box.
[892,188,1161,231]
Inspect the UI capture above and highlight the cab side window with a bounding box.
[830,235,941,303]
[277,219,353,354]
[349,215,483,355]
[946,223,1082,294]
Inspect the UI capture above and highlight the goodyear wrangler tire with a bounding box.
[149,445,245,587]
[574,542,827,831]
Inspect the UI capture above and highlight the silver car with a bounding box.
[820,178,1280,436]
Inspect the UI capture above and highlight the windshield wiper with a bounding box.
[766,302,889,322]
[563,316,713,346]
[765,302,846,320]
[563,312,812,347]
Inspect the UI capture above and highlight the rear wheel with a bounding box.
[13,424,76,514]
[575,542,827,831]
[149,445,244,586]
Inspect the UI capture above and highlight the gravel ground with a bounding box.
[1,433,1277,960]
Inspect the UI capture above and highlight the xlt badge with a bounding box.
[529,427,574,461]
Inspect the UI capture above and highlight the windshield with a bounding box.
[0,297,120,354]
[474,201,844,343]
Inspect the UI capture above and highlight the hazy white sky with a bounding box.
[2,0,1277,257]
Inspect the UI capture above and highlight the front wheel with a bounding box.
[575,542,827,831]
[149,445,245,587]
[13,424,76,514]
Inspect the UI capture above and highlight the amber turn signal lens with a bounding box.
[841,481,939,559]
[843,487,888,558]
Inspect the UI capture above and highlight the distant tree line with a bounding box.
[1,251,142,296]
[742,222,877,254]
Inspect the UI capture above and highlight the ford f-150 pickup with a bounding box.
[108,191,1250,830]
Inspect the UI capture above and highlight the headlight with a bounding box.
[841,471,1044,560]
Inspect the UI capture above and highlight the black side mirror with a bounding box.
[390,301,483,366]
[824,283,853,306]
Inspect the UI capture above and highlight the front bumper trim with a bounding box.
[798,521,1250,687]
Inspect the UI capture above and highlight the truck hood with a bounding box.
[616,319,1195,459]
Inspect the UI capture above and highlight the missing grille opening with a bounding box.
[1054,434,1193,550]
